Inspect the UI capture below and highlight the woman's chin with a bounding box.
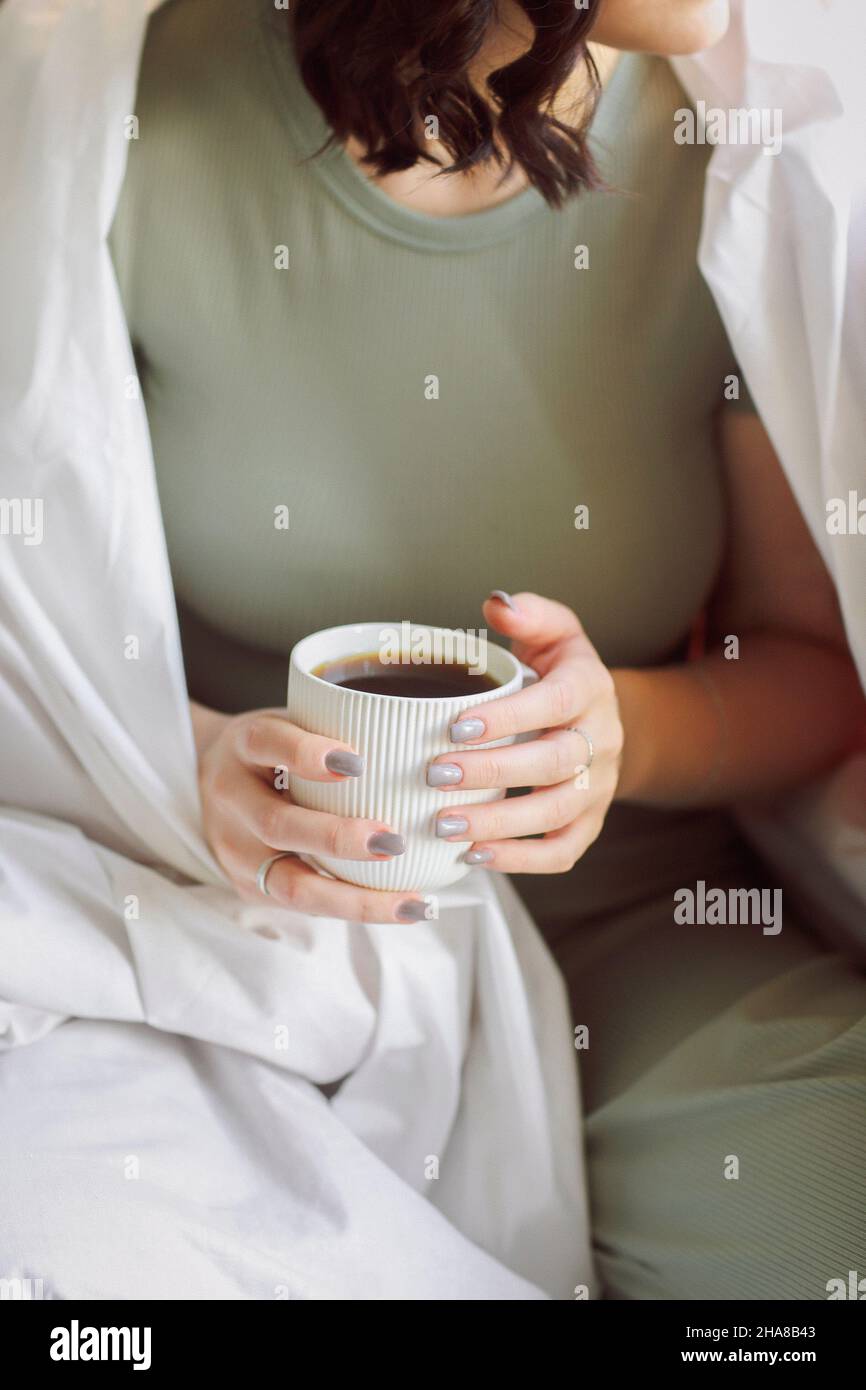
[599,0,732,57]
[665,0,732,55]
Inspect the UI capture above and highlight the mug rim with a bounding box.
[290,621,521,704]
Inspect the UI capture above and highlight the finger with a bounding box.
[225,834,433,924]
[218,764,406,860]
[447,666,588,746]
[236,711,364,782]
[482,591,584,649]
[435,779,586,843]
[483,592,609,678]
[429,727,591,791]
[463,813,606,874]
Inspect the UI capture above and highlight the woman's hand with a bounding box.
[429,592,624,873]
[196,706,430,922]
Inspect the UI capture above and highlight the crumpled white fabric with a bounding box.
[0,0,591,1300]
[672,0,866,942]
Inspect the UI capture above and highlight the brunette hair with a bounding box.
[288,0,604,208]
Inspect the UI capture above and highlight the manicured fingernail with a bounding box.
[396,899,429,922]
[367,831,406,856]
[450,717,486,743]
[427,763,463,787]
[436,815,470,839]
[325,749,365,776]
[465,848,494,864]
[489,589,519,613]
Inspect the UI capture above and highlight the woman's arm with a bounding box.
[424,414,864,875]
[613,411,865,806]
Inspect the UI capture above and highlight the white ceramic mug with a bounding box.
[287,621,536,893]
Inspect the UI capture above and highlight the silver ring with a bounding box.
[255,852,294,897]
[568,726,594,769]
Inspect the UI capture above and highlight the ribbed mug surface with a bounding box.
[287,623,526,892]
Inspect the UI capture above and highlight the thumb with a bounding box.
[482,590,584,649]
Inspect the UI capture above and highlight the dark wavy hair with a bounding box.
[287,0,604,209]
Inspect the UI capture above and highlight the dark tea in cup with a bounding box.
[313,653,500,699]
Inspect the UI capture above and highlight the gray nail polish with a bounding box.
[450,717,485,743]
[489,589,519,613]
[367,831,406,856]
[436,815,470,839]
[325,749,365,777]
[396,899,429,922]
[465,848,494,864]
[427,763,463,787]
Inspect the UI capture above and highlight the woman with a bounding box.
[5,0,864,1299]
[100,0,866,1298]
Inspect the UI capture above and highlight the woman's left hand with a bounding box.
[429,591,624,873]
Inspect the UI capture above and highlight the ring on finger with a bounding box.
[255,851,295,897]
[567,725,594,770]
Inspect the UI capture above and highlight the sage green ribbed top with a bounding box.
[109,0,753,714]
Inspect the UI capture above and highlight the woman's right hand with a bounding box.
[195,705,430,923]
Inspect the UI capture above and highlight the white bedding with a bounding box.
[0,812,585,1298]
